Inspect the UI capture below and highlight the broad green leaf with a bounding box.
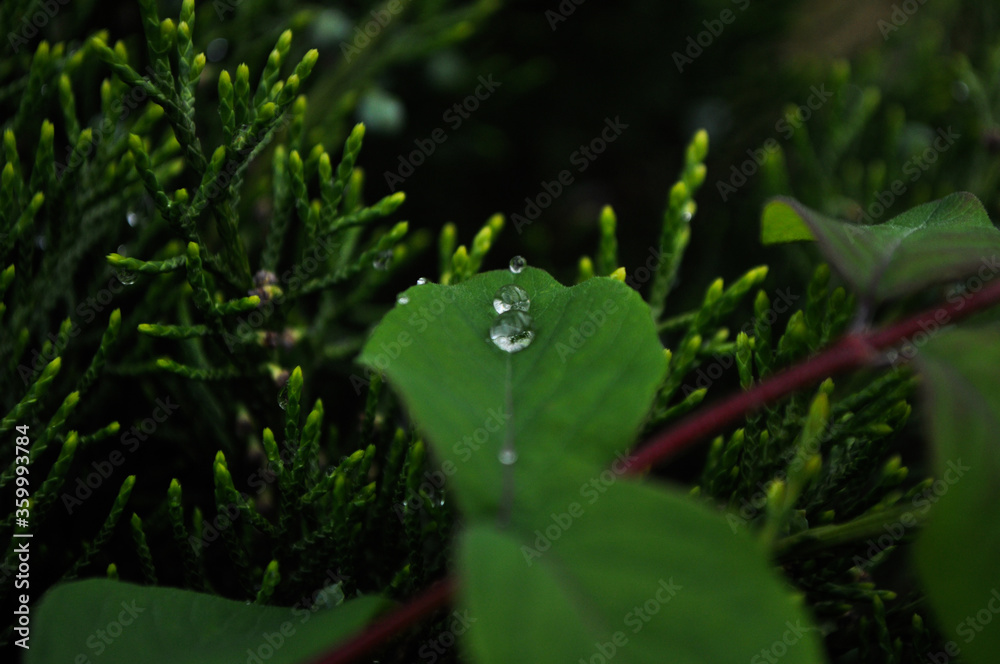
[914,326,1000,664]
[28,579,386,664]
[760,193,1000,301]
[358,267,667,519]
[761,199,815,243]
[458,477,825,664]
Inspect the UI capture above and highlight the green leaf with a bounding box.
[760,193,1000,301]
[28,579,386,664]
[761,198,816,244]
[914,325,1000,664]
[458,476,825,664]
[358,267,667,519]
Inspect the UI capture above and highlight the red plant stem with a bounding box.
[310,576,457,664]
[320,276,1000,664]
[626,276,1000,473]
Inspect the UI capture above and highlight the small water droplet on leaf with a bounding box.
[509,256,526,274]
[498,448,518,465]
[493,284,530,314]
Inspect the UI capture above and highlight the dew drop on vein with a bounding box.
[492,284,530,314]
[490,310,534,353]
[498,448,518,465]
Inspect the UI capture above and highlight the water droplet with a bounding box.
[254,270,279,289]
[116,269,137,286]
[490,310,534,353]
[397,294,409,305]
[277,384,289,410]
[416,277,428,285]
[34,235,47,250]
[498,448,518,465]
[509,256,526,274]
[681,211,692,222]
[357,88,406,134]
[206,37,229,62]
[126,210,139,227]
[493,284,530,314]
[372,250,393,271]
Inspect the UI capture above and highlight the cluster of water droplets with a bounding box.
[489,257,534,354]
[395,277,432,306]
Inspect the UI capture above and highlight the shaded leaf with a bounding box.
[28,579,386,664]
[458,477,825,664]
[761,193,1000,301]
[914,325,1000,664]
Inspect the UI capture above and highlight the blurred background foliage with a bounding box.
[321,0,1000,308]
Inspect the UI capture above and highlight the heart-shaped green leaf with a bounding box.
[458,477,825,664]
[27,579,386,664]
[761,193,1000,302]
[914,326,1000,664]
[357,268,667,519]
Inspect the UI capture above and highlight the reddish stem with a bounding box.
[320,276,1000,664]
[309,576,456,664]
[626,276,1000,473]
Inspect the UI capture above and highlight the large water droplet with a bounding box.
[493,284,530,314]
[490,310,534,353]
[116,269,137,286]
[498,448,518,465]
[509,256,526,274]
[372,250,393,271]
